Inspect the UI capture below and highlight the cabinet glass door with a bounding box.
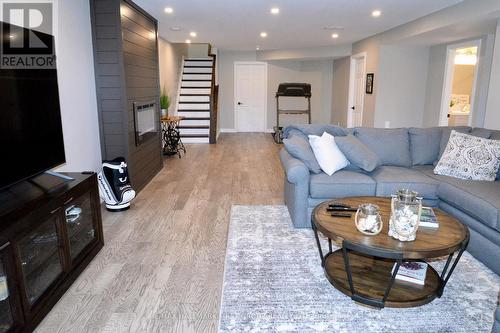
[18,216,63,305]
[0,257,14,333]
[65,193,96,261]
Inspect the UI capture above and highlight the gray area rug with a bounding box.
[219,205,500,333]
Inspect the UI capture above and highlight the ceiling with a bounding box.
[134,0,464,51]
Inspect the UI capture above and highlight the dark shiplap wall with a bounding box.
[90,0,162,192]
[120,0,162,191]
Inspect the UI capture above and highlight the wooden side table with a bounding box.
[161,116,186,158]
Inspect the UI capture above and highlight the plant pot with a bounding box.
[161,108,168,117]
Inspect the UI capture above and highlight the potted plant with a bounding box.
[160,86,170,117]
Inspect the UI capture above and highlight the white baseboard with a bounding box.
[220,128,276,133]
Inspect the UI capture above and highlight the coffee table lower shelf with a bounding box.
[324,250,440,308]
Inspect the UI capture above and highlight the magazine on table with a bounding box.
[392,262,428,285]
[420,206,439,228]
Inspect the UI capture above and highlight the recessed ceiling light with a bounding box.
[372,10,381,17]
[270,7,279,15]
[190,32,197,37]
[185,39,191,43]
[331,33,339,39]
[170,27,181,31]
[164,7,173,14]
[260,32,268,38]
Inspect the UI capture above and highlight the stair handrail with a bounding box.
[174,55,185,116]
[209,53,217,143]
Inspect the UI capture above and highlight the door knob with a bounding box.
[238,102,242,105]
[350,106,355,110]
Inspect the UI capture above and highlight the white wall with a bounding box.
[218,50,334,130]
[375,45,430,128]
[331,57,351,127]
[158,39,187,114]
[485,19,500,130]
[267,60,333,129]
[55,0,101,173]
[423,34,495,127]
[218,51,257,129]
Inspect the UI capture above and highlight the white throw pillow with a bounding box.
[308,132,349,176]
[434,130,500,181]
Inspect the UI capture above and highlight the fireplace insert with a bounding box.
[133,101,158,146]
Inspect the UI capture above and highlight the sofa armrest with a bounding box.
[279,148,310,184]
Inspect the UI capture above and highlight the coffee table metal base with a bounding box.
[312,226,468,309]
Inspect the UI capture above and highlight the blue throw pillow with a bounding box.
[335,135,381,172]
[354,128,412,167]
[283,135,322,174]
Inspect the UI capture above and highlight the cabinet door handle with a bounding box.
[0,242,10,251]
[64,197,73,205]
[50,207,61,214]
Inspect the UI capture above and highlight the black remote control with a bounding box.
[329,202,351,208]
[327,207,358,212]
[331,212,352,218]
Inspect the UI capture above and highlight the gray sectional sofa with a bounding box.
[279,124,500,275]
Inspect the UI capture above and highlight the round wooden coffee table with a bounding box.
[312,197,469,308]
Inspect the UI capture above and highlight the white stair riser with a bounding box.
[182,74,212,80]
[182,137,210,143]
[178,111,210,118]
[179,128,210,135]
[178,103,210,110]
[184,61,213,67]
[186,57,212,61]
[181,81,211,88]
[181,119,210,126]
[183,67,212,74]
[180,88,211,95]
[179,95,210,102]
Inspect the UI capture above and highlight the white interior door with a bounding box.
[234,62,267,132]
[349,56,365,127]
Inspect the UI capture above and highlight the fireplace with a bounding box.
[133,101,158,146]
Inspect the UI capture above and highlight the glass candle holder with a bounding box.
[355,203,383,235]
[389,189,422,241]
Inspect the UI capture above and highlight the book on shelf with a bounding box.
[420,206,438,228]
[392,262,428,285]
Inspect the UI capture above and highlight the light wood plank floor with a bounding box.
[36,133,284,333]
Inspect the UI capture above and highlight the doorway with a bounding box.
[234,62,267,132]
[439,40,481,126]
[347,52,366,128]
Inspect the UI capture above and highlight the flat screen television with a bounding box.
[0,21,65,189]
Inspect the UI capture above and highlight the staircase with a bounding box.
[176,57,217,143]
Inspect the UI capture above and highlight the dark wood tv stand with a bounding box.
[0,173,104,332]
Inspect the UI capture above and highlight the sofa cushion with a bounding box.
[283,124,346,139]
[354,128,412,167]
[335,135,381,172]
[370,166,439,199]
[309,171,376,199]
[409,127,442,165]
[470,127,492,139]
[417,165,500,231]
[438,179,500,231]
[283,135,322,174]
